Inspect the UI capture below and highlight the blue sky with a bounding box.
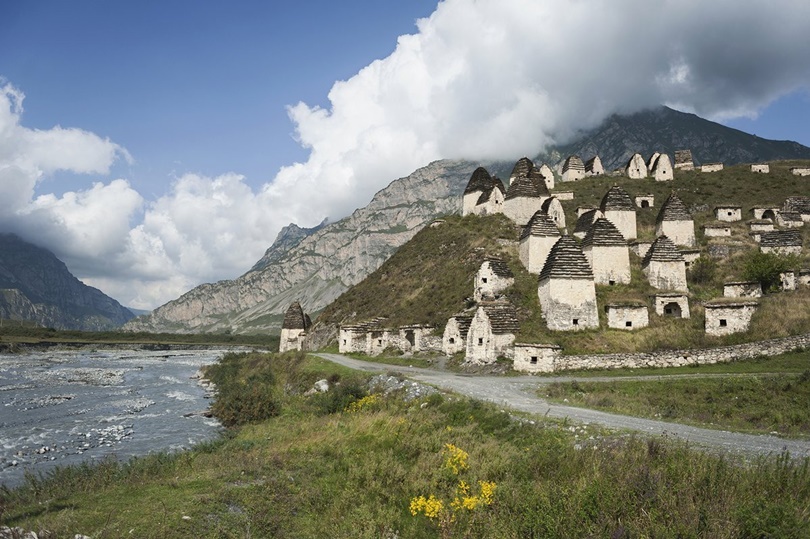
[1,0,809,310]
[1,1,438,197]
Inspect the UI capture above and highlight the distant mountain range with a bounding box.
[124,106,810,335]
[0,234,135,330]
[547,106,810,171]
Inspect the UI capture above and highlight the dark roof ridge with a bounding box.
[521,210,560,239]
[599,185,634,211]
[464,167,494,194]
[582,218,627,247]
[539,236,594,281]
[282,301,311,330]
[642,235,685,265]
[656,193,692,224]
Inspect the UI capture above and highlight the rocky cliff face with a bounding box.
[124,160,480,334]
[250,219,328,272]
[0,234,135,330]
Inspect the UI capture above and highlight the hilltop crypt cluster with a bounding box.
[280,150,810,372]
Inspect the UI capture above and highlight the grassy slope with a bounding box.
[316,213,519,329]
[316,161,810,354]
[4,352,809,538]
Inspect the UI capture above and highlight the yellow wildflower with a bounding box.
[409,494,444,519]
[461,496,480,510]
[443,443,469,475]
[478,481,497,506]
[344,393,380,413]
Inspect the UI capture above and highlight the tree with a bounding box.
[742,252,798,292]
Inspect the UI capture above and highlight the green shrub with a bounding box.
[207,352,281,427]
[742,252,799,292]
[211,378,279,427]
[312,379,368,415]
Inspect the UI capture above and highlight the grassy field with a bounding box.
[543,369,810,438]
[3,352,810,538]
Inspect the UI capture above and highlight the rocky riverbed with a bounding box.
[0,346,245,488]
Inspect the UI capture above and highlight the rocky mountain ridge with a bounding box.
[250,219,328,273]
[123,160,480,334]
[548,106,810,171]
[0,234,135,330]
[124,106,810,334]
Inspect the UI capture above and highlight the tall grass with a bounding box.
[545,372,810,437]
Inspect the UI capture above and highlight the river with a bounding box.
[0,346,242,488]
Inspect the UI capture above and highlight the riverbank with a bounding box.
[0,347,238,488]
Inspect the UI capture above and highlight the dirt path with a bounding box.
[315,353,810,459]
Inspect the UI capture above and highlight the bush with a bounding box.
[206,352,281,427]
[742,252,799,292]
[313,379,368,415]
[211,377,280,427]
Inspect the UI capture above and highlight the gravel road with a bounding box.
[315,353,810,459]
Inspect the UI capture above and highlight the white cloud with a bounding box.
[270,0,810,224]
[3,0,810,311]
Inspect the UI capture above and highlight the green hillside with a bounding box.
[314,161,810,353]
[316,214,518,329]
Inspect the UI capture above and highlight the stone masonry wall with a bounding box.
[551,332,810,372]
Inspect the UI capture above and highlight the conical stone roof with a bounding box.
[464,167,493,194]
[510,157,533,180]
[642,235,685,265]
[520,210,561,240]
[582,218,627,247]
[479,299,520,335]
[573,209,603,235]
[584,156,602,173]
[505,175,543,200]
[656,193,691,223]
[539,236,594,281]
[282,301,311,330]
[562,155,585,172]
[600,185,634,211]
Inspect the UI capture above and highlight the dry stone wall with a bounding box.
[549,332,810,373]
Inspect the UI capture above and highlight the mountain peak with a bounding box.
[0,234,134,330]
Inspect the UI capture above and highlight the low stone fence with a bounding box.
[551,333,810,373]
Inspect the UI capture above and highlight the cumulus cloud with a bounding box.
[273,0,810,222]
[3,0,810,310]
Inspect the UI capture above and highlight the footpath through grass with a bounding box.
[3,352,810,538]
